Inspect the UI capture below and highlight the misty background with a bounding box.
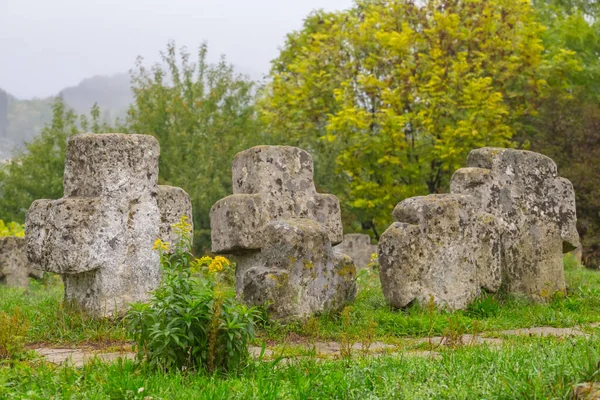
[0,0,353,159]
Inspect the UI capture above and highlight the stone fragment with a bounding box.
[334,234,377,270]
[35,348,136,367]
[157,185,193,249]
[451,147,580,298]
[378,194,502,310]
[572,383,600,400]
[0,236,43,287]
[238,219,356,321]
[25,133,191,316]
[211,146,356,321]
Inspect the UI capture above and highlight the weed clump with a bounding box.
[466,294,501,319]
[127,216,258,373]
[0,307,28,360]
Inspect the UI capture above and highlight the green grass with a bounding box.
[1,336,600,399]
[2,259,600,346]
[0,276,127,345]
[2,258,600,398]
[259,261,600,343]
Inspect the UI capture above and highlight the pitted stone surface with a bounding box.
[62,133,160,199]
[211,146,343,253]
[237,219,356,321]
[211,146,355,321]
[334,234,377,270]
[451,147,580,298]
[378,194,502,310]
[26,133,190,316]
[157,185,193,248]
[0,236,43,287]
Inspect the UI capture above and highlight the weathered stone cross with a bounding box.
[211,146,356,321]
[26,133,191,316]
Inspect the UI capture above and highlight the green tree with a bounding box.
[261,0,558,238]
[127,42,265,252]
[521,0,600,266]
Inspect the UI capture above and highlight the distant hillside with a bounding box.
[0,66,257,161]
[0,73,132,160]
[59,73,132,117]
[0,92,54,160]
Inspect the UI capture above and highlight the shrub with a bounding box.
[127,217,258,373]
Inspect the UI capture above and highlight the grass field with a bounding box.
[1,256,600,399]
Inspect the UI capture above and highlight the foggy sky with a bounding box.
[1,0,353,99]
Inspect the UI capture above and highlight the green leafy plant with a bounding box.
[127,216,258,373]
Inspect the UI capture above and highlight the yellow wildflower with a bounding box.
[213,256,230,268]
[152,238,170,252]
[172,215,192,236]
[208,258,224,273]
[198,256,212,265]
[194,255,230,273]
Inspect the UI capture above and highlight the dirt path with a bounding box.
[33,323,600,367]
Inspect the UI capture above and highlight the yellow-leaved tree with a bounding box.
[0,220,24,237]
[260,0,566,239]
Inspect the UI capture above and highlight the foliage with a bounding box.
[2,43,267,253]
[534,0,600,100]
[0,308,28,360]
[127,42,266,253]
[261,0,561,238]
[525,96,600,268]
[0,220,24,237]
[520,0,600,266]
[127,216,258,372]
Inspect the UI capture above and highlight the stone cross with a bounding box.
[26,133,192,316]
[451,147,579,298]
[378,147,579,310]
[0,236,43,287]
[210,146,356,321]
[378,194,502,310]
